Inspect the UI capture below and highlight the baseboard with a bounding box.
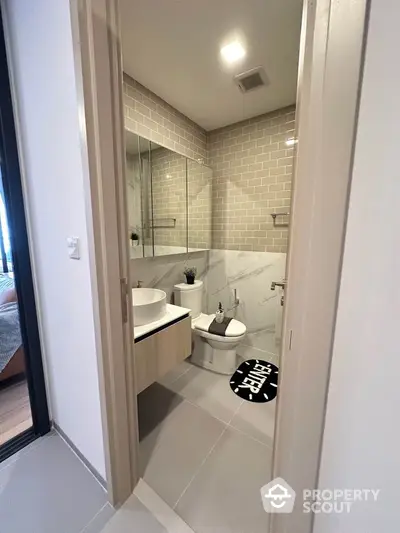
[52,421,107,490]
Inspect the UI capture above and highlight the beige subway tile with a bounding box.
[250,130,265,141]
[243,140,257,150]
[271,149,287,160]
[136,102,151,118]
[246,163,261,172]
[264,142,279,153]
[247,178,262,187]
[258,237,275,245]
[269,183,284,192]
[256,137,270,147]
[270,167,285,176]
[276,191,292,199]
[262,160,278,170]
[242,156,256,165]
[256,153,271,163]
[279,157,294,166]
[269,199,285,208]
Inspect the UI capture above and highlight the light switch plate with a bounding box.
[67,237,80,260]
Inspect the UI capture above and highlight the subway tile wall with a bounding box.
[208,107,295,253]
[147,148,213,250]
[151,148,187,248]
[123,74,295,253]
[124,73,207,162]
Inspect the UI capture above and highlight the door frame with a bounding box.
[270,0,369,531]
[71,0,369,517]
[70,0,139,505]
[0,4,50,461]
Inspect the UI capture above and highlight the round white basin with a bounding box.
[132,288,167,326]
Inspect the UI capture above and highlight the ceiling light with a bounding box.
[220,41,246,64]
[285,138,298,147]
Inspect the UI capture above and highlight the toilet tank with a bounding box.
[174,280,203,319]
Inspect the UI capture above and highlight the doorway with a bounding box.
[73,0,369,527]
[120,1,300,531]
[0,5,50,461]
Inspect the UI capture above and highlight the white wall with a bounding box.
[315,0,400,530]
[4,0,106,478]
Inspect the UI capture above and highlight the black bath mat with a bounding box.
[230,359,279,403]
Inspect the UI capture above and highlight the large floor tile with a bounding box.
[157,359,192,387]
[230,399,276,447]
[167,365,243,423]
[100,494,167,533]
[140,400,225,508]
[176,427,272,533]
[82,503,115,533]
[134,479,195,533]
[0,433,108,533]
[138,382,185,442]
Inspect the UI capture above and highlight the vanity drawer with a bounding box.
[134,316,191,394]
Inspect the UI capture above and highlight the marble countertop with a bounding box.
[133,303,191,341]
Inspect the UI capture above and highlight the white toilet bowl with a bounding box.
[191,313,246,375]
[174,281,247,375]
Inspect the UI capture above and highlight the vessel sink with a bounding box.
[132,288,167,326]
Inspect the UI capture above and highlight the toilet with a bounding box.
[174,280,246,375]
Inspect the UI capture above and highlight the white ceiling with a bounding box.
[120,0,303,131]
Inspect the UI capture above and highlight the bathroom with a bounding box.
[121,1,301,531]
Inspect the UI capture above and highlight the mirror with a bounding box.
[125,129,212,257]
[187,158,212,252]
[151,147,187,256]
[125,131,152,258]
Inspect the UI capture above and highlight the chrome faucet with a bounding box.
[137,280,143,288]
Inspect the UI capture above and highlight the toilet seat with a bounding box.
[192,313,246,343]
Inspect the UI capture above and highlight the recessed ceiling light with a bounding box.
[220,41,246,64]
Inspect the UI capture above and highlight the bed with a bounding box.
[0,274,25,382]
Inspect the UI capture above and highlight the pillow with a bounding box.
[0,288,17,305]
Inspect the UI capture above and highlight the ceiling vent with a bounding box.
[234,67,269,94]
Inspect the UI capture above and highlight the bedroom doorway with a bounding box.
[0,177,32,447]
[0,5,50,460]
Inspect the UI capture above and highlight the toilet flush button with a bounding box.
[67,236,80,260]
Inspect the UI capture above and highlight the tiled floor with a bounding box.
[0,431,176,533]
[0,379,32,445]
[138,359,276,533]
[0,431,114,533]
[0,362,276,533]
